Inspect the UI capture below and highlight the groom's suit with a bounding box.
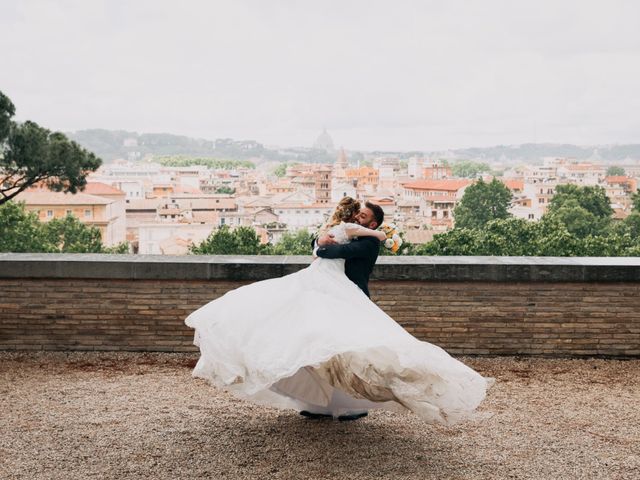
[315,236,380,298]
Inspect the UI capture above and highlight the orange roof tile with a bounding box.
[605,176,632,184]
[83,182,125,196]
[501,179,524,191]
[17,190,112,205]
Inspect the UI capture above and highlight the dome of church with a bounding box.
[313,128,335,152]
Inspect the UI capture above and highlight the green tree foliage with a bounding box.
[416,228,482,256]
[0,91,15,140]
[42,215,105,253]
[267,230,315,255]
[422,182,640,256]
[451,160,491,178]
[156,156,255,170]
[622,211,640,237]
[0,201,51,252]
[190,225,265,255]
[0,202,128,253]
[631,191,640,212]
[273,163,290,177]
[547,184,613,219]
[606,166,625,176]
[545,199,604,237]
[0,91,102,206]
[453,178,513,229]
[214,185,235,194]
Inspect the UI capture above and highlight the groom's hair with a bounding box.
[365,201,384,228]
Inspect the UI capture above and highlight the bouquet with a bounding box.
[379,222,403,253]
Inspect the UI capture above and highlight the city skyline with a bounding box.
[1,1,639,151]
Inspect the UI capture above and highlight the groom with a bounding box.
[314,201,385,298]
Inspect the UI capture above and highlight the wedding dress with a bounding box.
[185,222,490,424]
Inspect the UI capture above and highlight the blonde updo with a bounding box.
[321,196,360,234]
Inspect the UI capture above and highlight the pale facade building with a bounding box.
[273,204,333,230]
[138,223,214,255]
[17,187,127,246]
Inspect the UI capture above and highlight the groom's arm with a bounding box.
[311,233,337,251]
[316,237,379,260]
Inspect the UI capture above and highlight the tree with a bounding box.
[267,230,314,255]
[0,91,102,205]
[606,166,625,176]
[42,215,105,253]
[273,163,289,178]
[214,185,235,194]
[547,184,613,219]
[477,218,538,256]
[451,160,491,178]
[0,201,128,253]
[416,228,483,256]
[190,225,265,255]
[0,91,14,141]
[622,211,640,238]
[0,201,50,252]
[631,191,640,212]
[545,199,604,237]
[156,156,255,170]
[453,178,513,229]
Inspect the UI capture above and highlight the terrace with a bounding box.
[1,254,639,478]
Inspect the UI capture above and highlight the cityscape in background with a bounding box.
[13,128,640,255]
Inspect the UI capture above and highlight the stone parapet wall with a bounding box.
[1,254,639,356]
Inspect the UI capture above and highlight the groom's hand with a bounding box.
[318,234,338,247]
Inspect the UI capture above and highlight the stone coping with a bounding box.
[1,253,639,282]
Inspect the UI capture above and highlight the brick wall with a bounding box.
[1,270,639,356]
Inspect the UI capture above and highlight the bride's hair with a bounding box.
[321,197,360,233]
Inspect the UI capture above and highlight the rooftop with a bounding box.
[83,182,126,196]
[17,190,113,206]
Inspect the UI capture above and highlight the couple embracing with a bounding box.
[185,197,490,423]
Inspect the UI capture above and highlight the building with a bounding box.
[16,187,127,246]
[603,176,638,211]
[401,179,472,228]
[137,223,215,255]
[272,204,333,230]
[313,128,335,152]
[314,165,332,204]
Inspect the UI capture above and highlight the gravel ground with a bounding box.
[0,352,638,480]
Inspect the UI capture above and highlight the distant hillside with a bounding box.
[68,129,334,164]
[450,143,640,163]
[69,130,218,161]
[68,129,640,164]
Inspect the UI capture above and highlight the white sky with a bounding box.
[1,0,639,151]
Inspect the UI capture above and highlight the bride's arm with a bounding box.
[344,223,386,241]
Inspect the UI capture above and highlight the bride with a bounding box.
[185,197,491,423]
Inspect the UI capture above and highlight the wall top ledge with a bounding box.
[1,253,639,282]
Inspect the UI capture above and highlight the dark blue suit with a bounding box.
[315,236,380,297]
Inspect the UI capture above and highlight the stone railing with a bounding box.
[1,253,639,357]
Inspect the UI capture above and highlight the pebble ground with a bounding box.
[1,352,638,479]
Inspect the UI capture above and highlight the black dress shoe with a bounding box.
[338,412,368,422]
[299,410,332,419]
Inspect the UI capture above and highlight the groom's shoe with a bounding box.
[338,412,368,422]
[299,410,332,420]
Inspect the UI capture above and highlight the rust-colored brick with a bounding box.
[1,277,639,356]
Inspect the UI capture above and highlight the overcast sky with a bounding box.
[1,0,639,151]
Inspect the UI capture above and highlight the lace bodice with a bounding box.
[327,222,372,245]
[327,222,351,245]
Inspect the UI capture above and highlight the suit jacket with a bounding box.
[314,236,380,297]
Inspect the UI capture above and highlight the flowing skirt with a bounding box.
[185,258,491,424]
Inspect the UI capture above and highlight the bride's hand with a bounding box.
[377,231,387,241]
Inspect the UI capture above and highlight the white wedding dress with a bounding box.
[185,222,491,424]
